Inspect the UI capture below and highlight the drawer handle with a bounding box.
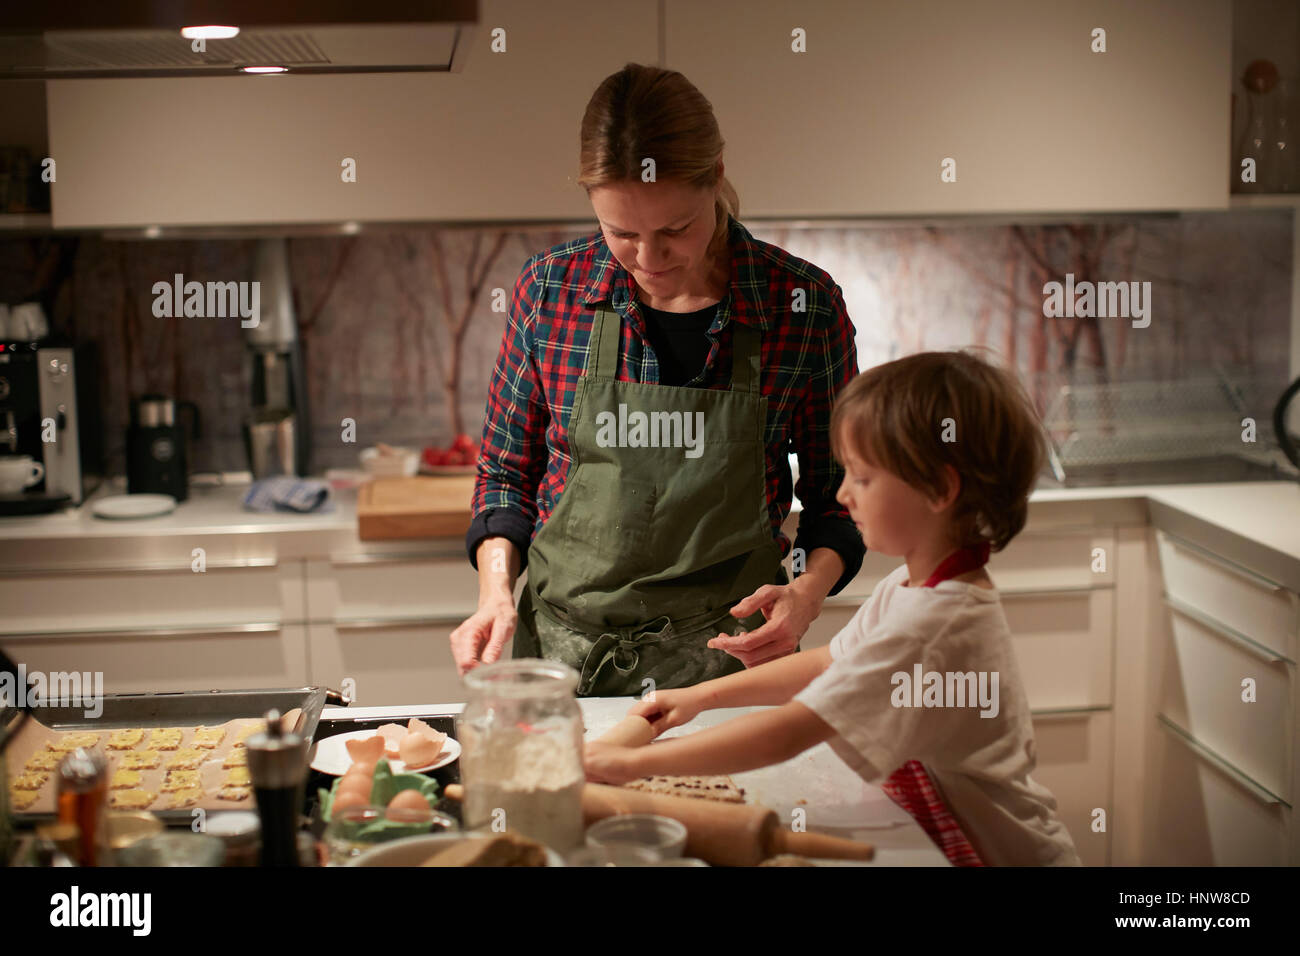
[1161,532,1287,595]
[329,552,458,566]
[1163,597,1292,665]
[333,615,466,630]
[0,557,278,575]
[0,622,283,640]
[1030,706,1109,721]
[1156,714,1289,808]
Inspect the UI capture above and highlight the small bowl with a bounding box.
[567,844,662,867]
[585,814,687,858]
[359,446,418,478]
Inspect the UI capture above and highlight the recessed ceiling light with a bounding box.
[241,66,288,74]
[180,26,240,40]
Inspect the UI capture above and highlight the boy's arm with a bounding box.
[696,644,832,710]
[630,702,837,777]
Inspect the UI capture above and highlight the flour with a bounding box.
[460,716,585,852]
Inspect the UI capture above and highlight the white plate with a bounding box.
[92,493,177,519]
[311,729,460,776]
[349,832,565,867]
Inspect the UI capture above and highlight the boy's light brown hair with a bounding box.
[830,350,1046,552]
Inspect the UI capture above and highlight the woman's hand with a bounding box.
[583,741,642,785]
[707,582,824,668]
[628,688,705,737]
[448,592,517,676]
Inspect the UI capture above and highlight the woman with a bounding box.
[450,63,864,697]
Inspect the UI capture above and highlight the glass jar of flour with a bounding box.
[457,659,584,853]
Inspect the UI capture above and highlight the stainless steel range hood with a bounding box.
[0,1,478,78]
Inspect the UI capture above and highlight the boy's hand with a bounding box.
[583,741,641,785]
[628,688,704,736]
[708,583,821,667]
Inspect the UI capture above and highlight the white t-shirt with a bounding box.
[795,564,1081,866]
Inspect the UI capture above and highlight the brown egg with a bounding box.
[343,761,375,779]
[336,776,372,804]
[386,789,431,819]
[332,789,370,812]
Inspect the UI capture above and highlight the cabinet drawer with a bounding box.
[305,557,480,624]
[1006,589,1113,710]
[1159,607,1292,801]
[308,622,464,707]
[0,565,303,635]
[3,624,308,694]
[1157,531,1298,663]
[1149,717,1289,866]
[1029,710,1112,867]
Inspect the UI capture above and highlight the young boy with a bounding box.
[584,350,1081,866]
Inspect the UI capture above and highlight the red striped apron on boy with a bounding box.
[878,543,991,867]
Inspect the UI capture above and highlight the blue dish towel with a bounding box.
[243,477,333,513]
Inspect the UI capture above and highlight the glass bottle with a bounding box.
[56,747,108,866]
[457,659,585,853]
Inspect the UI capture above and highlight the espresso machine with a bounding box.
[0,334,101,515]
[126,395,199,501]
[243,239,311,478]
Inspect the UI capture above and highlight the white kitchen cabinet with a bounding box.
[0,560,303,635]
[1147,715,1291,866]
[665,0,1230,215]
[46,0,659,228]
[304,553,480,623]
[2,624,309,694]
[308,621,464,706]
[1148,529,1299,865]
[1029,710,1112,868]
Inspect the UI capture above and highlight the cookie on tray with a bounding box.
[109,769,142,790]
[191,727,226,749]
[9,788,40,810]
[25,751,64,772]
[120,750,161,770]
[221,767,250,788]
[164,748,206,771]
[161,770,201,792]
[46,732,100,752]
[11,771,47,790]
[109,789,156,810]
[217,786,251,802]
[146,728,184,751]
[107,728,146,750]
[222,749,248,768]
[162,788,205,810]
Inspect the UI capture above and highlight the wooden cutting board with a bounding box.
[356,476,476,540]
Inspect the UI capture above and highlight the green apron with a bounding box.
[514,302,788,697]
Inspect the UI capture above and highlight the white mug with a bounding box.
[9,303,48,341]
[0,455,44,494]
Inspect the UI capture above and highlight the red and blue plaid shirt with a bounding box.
[466,215,865,596]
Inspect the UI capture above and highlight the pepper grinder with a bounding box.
[246,709,307,867]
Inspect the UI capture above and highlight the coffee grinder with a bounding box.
[243,239,311,478]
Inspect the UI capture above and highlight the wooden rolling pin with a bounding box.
[443,783,874,866]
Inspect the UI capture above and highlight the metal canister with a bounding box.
[56,747,109,866]
[245,709,308,866]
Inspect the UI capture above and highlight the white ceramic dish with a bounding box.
[350,831,566,867]
[359,446,419,478]
[91,493,177,519]
[310,729,460,775]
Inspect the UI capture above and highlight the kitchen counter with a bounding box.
[324,698,949,866]
[4,476,1297,585]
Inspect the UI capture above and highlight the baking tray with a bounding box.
[3,686,328,824]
